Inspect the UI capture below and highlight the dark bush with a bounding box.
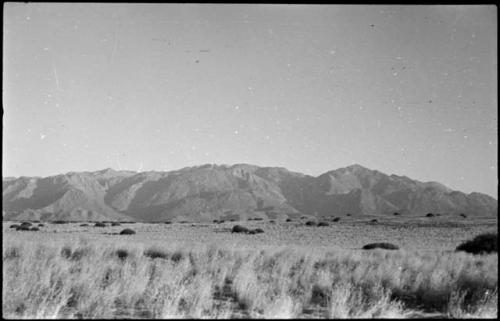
[111,222,121,226]
[254,218,263,221]
[346,213,351,216]
[165,221,172,224]
[230,219,236,222]
[305,221,317,226]
[179,221,188,224]
[119,228,136,235]
[213,220,219,223]
[362,243,399,250]
[16,226,31,231]
[248,230,257,234]
[80,223,89,227]
[30,227,39,231]
[38,223,44,227]
[456,233,497,255]
[171,251,183,263]
[94,222,106,227]
[286,218,292,222]
[232,225,249,233]
[20,222,32,227]
[371,219,378,223]
[144,248,169,260]
[393,212,400,216]
[254,228,264,234]
[460,213,467,218]
[332,217,340,222]
[52,220,67,224]
[426,213,435,217]
[9,224,19,229]
[61,246,72,259]
[269,220,275,224]
[115,249,129,260]
[317,222,329,227]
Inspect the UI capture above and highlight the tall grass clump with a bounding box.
[2,240,497,319]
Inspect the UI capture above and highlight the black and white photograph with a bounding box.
[2,3,498,319]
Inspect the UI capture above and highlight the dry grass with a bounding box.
[2,236,497,319]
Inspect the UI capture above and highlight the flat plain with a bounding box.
[3,215,498,319]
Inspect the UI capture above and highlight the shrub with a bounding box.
[362,243,399,250]
[460,213,467,218]
[30,227,39,231]
[317,222,329,227]
[111,222,121,226]
[346,213,351,216]
[286,218,292,222]
[119,228,136,235]
[426,213,435,217]
[213,220,219,223]
[456,233,497,255]
[393,212,400,216]
[232,225,249,233]
[332,217,340,222]
[37,223,44,227]
[94,222,106,227]
[52,220,67,224]
[20,222,32,227]
[115,249,129,260]
[305,221,317,226]
[9,224,19,229]
[248,230,257,234]
[16,226,31,231]
[254,228,264,234]
[80,224,89,227]
[144,248,169,260]
[371,219,378,223]
[165,221,172,224]
[254,218,263,221]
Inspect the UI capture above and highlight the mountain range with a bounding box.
[2,164,497,222]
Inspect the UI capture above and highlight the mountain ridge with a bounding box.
[3,164,497,222]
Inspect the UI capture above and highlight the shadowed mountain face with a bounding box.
[2,164,497,222]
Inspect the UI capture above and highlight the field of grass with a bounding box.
[2,218,498,318]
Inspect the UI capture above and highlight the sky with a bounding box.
[2,4,498,197]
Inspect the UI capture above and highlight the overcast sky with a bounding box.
[3,4,497,197]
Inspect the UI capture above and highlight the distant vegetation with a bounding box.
[119,228,136,235]
[94,222,106,227]
[456,233,498,255]
[362,242,399,250]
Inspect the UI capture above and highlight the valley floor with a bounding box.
[2,217,498,319]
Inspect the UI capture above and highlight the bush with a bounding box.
[286,218,292,222]
[119,228,136,235]
[426,213,435,217]
[20,222,32,227]
[232,225,249,233]
[165,221,172,224]
[305,221,317,226]
[30,227,39,231]
[52,220,67,224]
[219,220,225,223]
[111,222,121,226]
[213,220,219,223]
[115,249,129,260]
[38,223,44,227]
[318,222,329,227]
[9,224,19,229]
[332,217,340,222]
[456,233,497,255]
[94,222,106,227]
[269,220,275,224]
[346,213,352,216]
[370,219,378,223]
[248,230,257,234]
[144,248,169,260]
[393,212,400,216]
[254,228,264,234]
[362,243,399,250]
[460,213,467,218]
[80,223,89,227]
[16,226,31,231]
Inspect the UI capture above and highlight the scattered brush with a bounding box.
[164,221,172,224]
[426,213,435,217]
[20,222,32,227]
[37,223,44,227]
[370,219,378,223]
[143,248,169,260]
[30,227,39,231]
[9,224,19,229]
[394,212,401,216]
[362,243,399,250]
[253,228,264,234]
[115,249,130,261]
[305,221,317,226]
[15,226,31,231]
[232,225,249,233]
[119,229,136,235]
[456,233,497,255]
[80,223,89,227]
[317,222,329,227]
[286,218,292,222]
[94,222,106,227]
[332,217,341,222]
[460,213,467,218]
[111,222,121,227]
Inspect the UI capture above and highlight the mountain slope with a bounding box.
[2,164,497,221]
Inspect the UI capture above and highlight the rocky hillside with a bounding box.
[2,164,497,222]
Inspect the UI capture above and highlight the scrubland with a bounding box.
[3,228,498,319]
